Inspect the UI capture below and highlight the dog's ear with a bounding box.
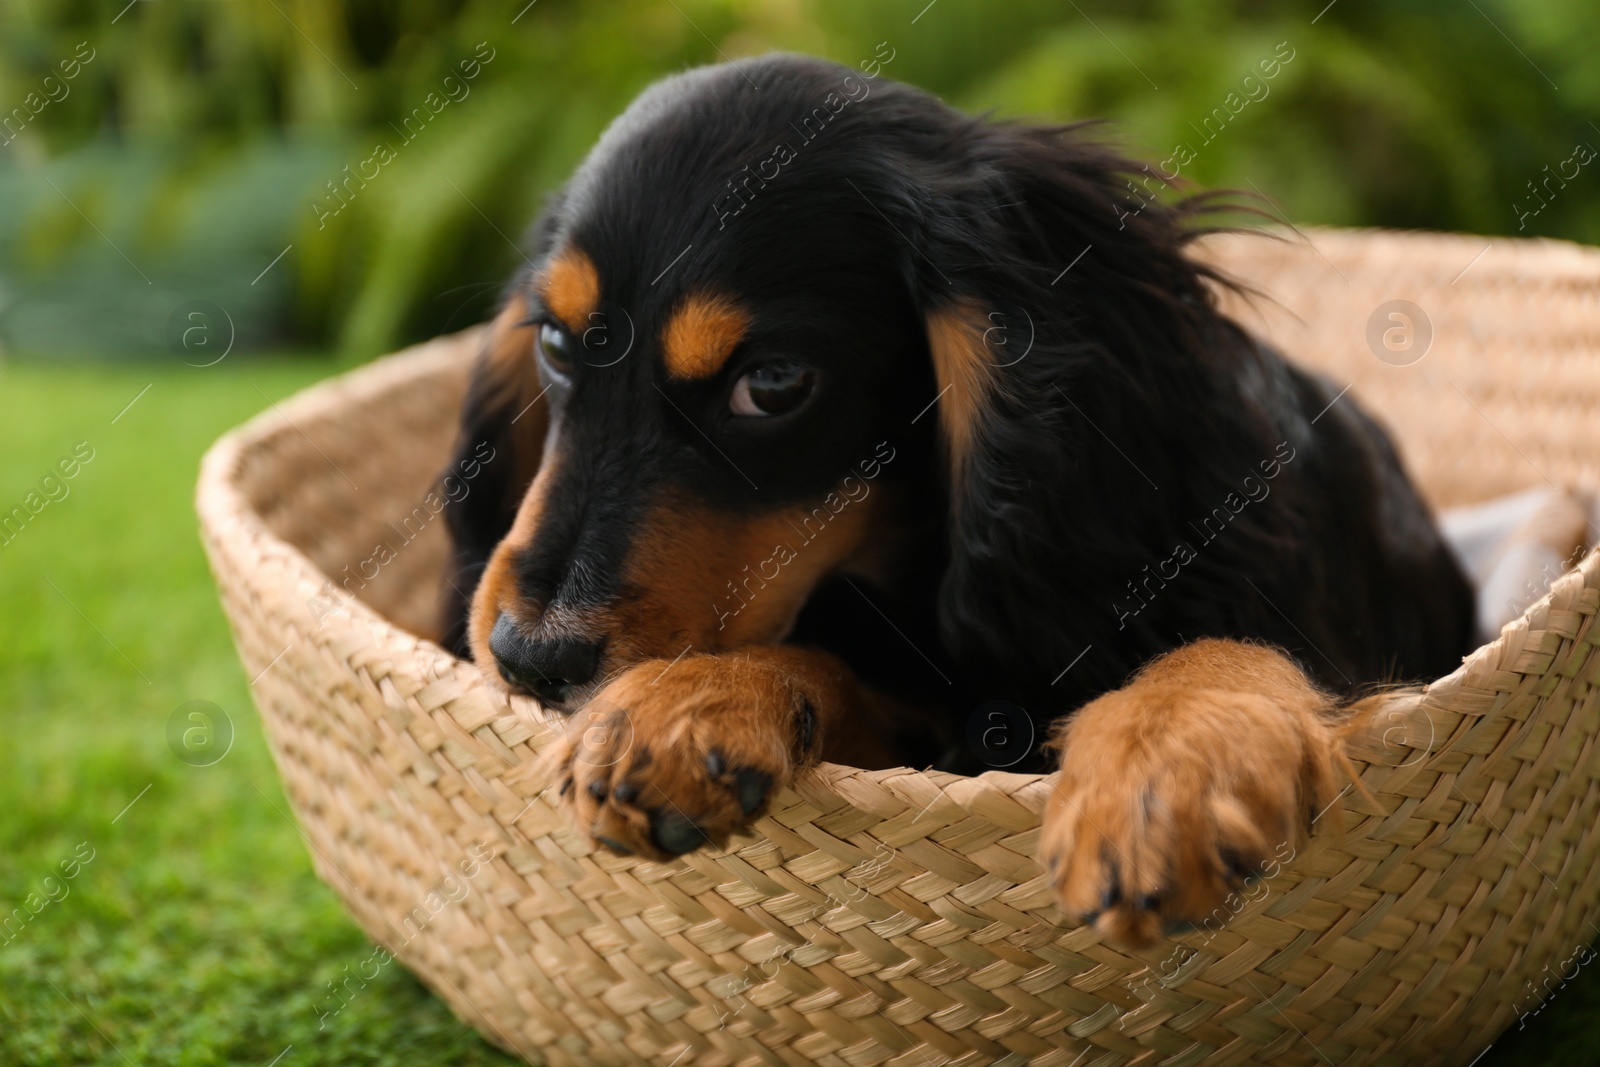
[907,123,1236,690]
[439,287,547,655]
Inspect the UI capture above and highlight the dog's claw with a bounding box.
[733,767,772,816]
[651,809,709,855]
[596,835,634,855]
[1220,847,1260,886]
[796,699,816,756]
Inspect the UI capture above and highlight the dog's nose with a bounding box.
[488,614,602,706]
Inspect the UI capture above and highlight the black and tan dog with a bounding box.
[441,53,1474,946]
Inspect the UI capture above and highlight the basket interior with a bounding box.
[234,228,1600,645]
[232,338,469,641]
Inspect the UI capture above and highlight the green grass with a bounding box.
[0,356,1596,1065]
[0,358,518,1067]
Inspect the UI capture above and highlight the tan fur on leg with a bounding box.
[1040,639,1347,947]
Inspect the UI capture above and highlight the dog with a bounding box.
[440,53,1476,947]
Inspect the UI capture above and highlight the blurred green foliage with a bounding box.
[1,0,1596,359]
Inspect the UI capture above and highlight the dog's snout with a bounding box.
[488,613,602,706]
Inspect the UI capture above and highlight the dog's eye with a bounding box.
[539,323,575,373]
[730,361,815,417]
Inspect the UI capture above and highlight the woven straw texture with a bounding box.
[198,228,1600,1067]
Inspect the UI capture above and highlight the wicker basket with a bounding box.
[198,228,1600,1067]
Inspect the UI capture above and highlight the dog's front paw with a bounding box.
[549,652,821,859]
[1039,641,1342,947]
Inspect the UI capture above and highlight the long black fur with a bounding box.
[441,53,1475,772]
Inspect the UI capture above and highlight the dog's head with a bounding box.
[444,52,1228,709]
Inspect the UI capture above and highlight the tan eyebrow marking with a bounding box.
[661,293,752,380]
[536,245,601,331]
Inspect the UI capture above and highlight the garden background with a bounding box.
[2,1,1597,1063]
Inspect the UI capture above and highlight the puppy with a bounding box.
[440,53,1475,946]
